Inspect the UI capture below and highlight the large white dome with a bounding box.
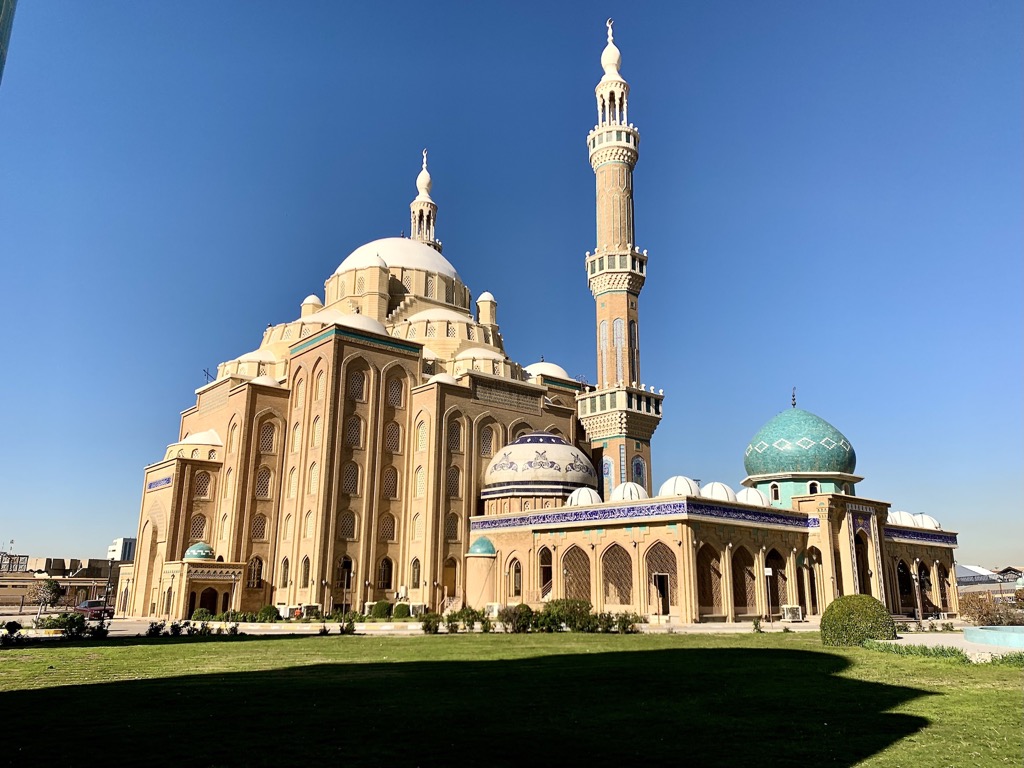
[482,432,597,499]
[335,237,459,279]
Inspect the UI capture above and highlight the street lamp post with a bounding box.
[103,557,115,618]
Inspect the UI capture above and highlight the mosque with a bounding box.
[117,22,959,625]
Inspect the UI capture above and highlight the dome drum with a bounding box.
[482,432,597,501]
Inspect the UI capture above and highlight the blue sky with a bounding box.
[1,3,1020,567]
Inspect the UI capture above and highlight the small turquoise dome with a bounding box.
[744,408,856,476]
[467,537,496,556]
[183,542,215,561]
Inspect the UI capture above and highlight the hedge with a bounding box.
[820,594,896,646]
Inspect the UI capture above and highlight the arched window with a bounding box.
[631,456,646,487]
[425,275,435,298]
[342,463,359,494]
[258,423,275,453]
[219,513,227,540]
[446,466,461,498]
[381,467,399,499]
[444,513,460,542]
[189,514,206,541]
[288,467,298,498]
[447,420,462,452]
[223,468,232,499]
[629,320,638,383]
[338,510,356,540]
[377,558,393,590]
[411,558,421,587]
[247,556,263,588]
[770,483,780,502]
[379,513,396,542]
[294,378,306,408]
[613,318,625,383]
[510,559,522,597]
[414,466,425,498]
[251,514,268,540]
[308,462,319,494]
[228,423,238,453]
[384,422,401,453]
[599,320,609,385]
[386,378,404,408]
[480,426,493,457]
[315,370,326,401]
[191,448,200,459]
[345,416,362,448]
[282,514,292,540]
[280,557,290,588]
[303,511,314,538]
[356,275,365,294]
[416,421,427,451]
[348,370,365,401]
[602,457,614,496]
[426,322,437,338]
[412,513,423,541]
[311,417,323,448]
[337,555,353,589]
[255,467,272,499]
[808,482,819,495]
[300,556,310,588]
[194,472,211,499]
[291,423,301,453]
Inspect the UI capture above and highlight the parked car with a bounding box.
[74,599,113,620]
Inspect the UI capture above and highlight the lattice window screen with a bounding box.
[480,427,493,457]
[384,423,401,453]
[315,372,326,401]
[414,467,425,497]
[308,463,320,493]
[412,513,423,541]
[563,547,591,602]
[446,466,460,498]
[287,468,297,498]
[602,545,633,604]
[259,424,275,453]
[444,513,460,542]
[189,514,206,541]
[416,422,427,451]
[731,549,757,613]
[386,378,403,408]
[303,511,314,539]
[247,557,263,588]
[447,421,462,452]
[338,511,356,540]
[379,513,396,542]
[251,514,267,541]
[342,463,359,494]
[696,546,722,613]
[348,371,365,401]
[194,472,211,499]
[381,467,399,499]
[291,423,301,453]
[345,416,361,448]
[312,417,323,448]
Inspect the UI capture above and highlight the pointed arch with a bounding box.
[246,556,263,588]
[601,543,632,605]
[338,510,356,540]
[696,544,723,618]
[731,546,757,616]
[562,545,591,602]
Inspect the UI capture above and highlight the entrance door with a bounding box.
[199,587,218,614]
[442,558,458,601]
[653,573,669,615]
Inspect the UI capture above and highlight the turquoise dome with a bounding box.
[467,537,496,556]
[744,408,856,476]
[183,541,215,561]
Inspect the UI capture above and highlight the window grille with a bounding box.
[445,282,453,303]
[283,326,292,341]
[408,326,417,339]
[356,276,365,294]
[415,466,425,498]
[194,472,211,499]
[291,423,301,453]
[247,557,263,588]
[468,326,476,341]
[312,417,323,448]
[191,449,200,459]
[308,463,319,493]
[304,511,314,539]
[280,558,290,588]
[446,466,460,498]
[288,468,297,498]
[379,513,396,542]
[342,463,359,494]
[444,513,459,542]
[416,422,427,451]
[511,560,522,597]
[602,544,633,604]
[384,422,401,453]
[381,467,399,499]
[425,322,437,338]
[219,514,227,540]
[377,558,393,590]
[425,275,435,297]
[423,360,434,375]
[563,546,591,602]
[255,467,271,499]
[259,423,275,453]
[447,421,462,452]
[412,513,423,541]
[257,363,268,377]
[446,323,456,338]
[282,514,292,540]
[402,274,412,291]
[386,378,403,408]
[480,427,493,457]
[301,557,310,588]
[345,416,361,448]
[482,329,490,344]
[315,371,326,401]
[300,325,313,338]
[228,424,238,453]
[348,371,365,401]
[411,558,421,586]
[251,514,267,540]
[338,511,356,540]
[189,514,206,541]
[208,450,217,460]
[294,379,306,407]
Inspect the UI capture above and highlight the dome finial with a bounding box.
[606,18,614,44]
[422,147,428,171]
[415,148,433,201]
[792,387,797,408]
[600,19,623,79]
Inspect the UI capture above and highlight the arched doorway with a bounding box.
[562,546,591,602]
[918,561,935,616]
[696,544,722,619]
[855,532,871,595]
[937,563,950,611]
[805,547,821,616]
[731,547,757,618]
[442,557,458,601]
[896,560,914,616]
[538,547,553,599]
[199,587,218,615]
[645,542,677,617]
[765,550,787,616]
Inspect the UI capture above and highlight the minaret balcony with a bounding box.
[576,383,664,442]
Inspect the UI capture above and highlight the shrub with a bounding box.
[615,612,643,634]
[456,607,483,631]
[36,613,87,639]
[820,595,896,646]
[191,608,214,622]
[593,612,615,633]
[941,622,955,632]
[370,601,393,619]
[146,621,166,637]
[256,605,281,623]
[542,599,593,632]
[86,619,109,639]
[318,624,330,635]
[168,621,182,637]
[498,604,533,634]
[420,612,442,634]
[480,616,493,633]
[959,593,1024,626]
[338,616,356,635]
[990,651,1024,668]
[393,603,411,620]
[752,617,763,634]
[532,609,562,633]
[445,613,460,634]
[862,639,970,662]
[4,621,23,635]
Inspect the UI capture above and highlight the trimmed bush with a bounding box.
[4,621,23,635]
[256,605,281,622]
[498,604,533,634]
[35,613,87,638]
[445,613,460,634]
[191,608,214,622]
[420,612,442,634]
[393,603,411,620]
[614,612,643,634]
[370,601,393,619]
[543,599,593,632]
[820,595,896,646]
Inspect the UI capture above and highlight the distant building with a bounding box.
[0,552,29,573]
[107,538,137,562]
[0,0,16,87]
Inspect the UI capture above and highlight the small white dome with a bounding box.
[427,373,458,386]
[610,482,649,501]
[301,294,323,306]
[566,487,603,507]
[657,476,700,497]
[525,361,570,380]
[237,348,278,363]
[336,237,458,279]
[455,346,504,361]
[912,512,942,530]
[477,291,495,303]
[180,429,223,446]
[249,375,281,388]
[334,250,388,272]
[887,510,916,527]
[736,487,770,507]
[700,481,737,503]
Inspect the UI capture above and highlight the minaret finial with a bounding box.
[792,387,797,408]
[606,18,614,44]
[422,148,428,171]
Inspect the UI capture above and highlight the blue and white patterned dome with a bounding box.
[482,432,597,499]
[744,408,856,476]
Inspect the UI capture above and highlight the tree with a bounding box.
[28,579,64,618]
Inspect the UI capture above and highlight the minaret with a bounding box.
[578,20,663,497]
[410,149,441,252]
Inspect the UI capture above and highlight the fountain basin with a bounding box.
[963,625,1024,649]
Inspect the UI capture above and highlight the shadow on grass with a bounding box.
[2,646,930,767]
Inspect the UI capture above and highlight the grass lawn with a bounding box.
[1,631,1020,767]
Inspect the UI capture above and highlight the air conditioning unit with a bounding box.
[409,602,426,617]
[485,602,501,619]
[396,585,408,599]
[781,604,803,622]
